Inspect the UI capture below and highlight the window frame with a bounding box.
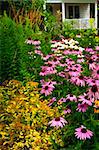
[66,4,80,19]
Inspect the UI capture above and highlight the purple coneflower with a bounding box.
[68,69,81,77]
[48,97,56,106]
[41,81,56,96]
[32,40,41,46]
[40,66,49,76]
[88,59,96,70]
[87,85,99,100]
[25,38,33,44]
[65,58,75,66]
[58,97,66,105]
[40,65,57,76]
[63,106,71,114]
[34,50,43,57]
[75,125,93,140]
[42,54,51,61]
[85,48,94,53]
[78,93,92,106]
[66,94,77,102]
[91,54,98,61]
[95,46,99,51]
[92,65,99,79]
[58,72,69,78]
[76,103,88,112]
[77,58,84,63]
[48,117,68,128]
[85,77,99,86]
[70,75,85,86]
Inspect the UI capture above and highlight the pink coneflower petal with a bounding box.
[78,93,92,106]
[75,125,93,140]
[40,81,56,96]
[48,117,68,128]
[70,75,85,86]
[92,65,99,79]
[63,107,71,114]
[76,103,88,112]
[87,85,99,100]
[95,46,99,51]
[48,97,56,106]
[66,94,77,102]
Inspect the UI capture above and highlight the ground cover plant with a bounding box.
[0,80,65,150]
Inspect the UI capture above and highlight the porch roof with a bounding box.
[46,0,96,3]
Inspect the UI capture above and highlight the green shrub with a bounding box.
[0,14,33,82]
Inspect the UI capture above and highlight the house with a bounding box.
[45,0,98,29]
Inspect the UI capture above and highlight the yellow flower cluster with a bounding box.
[0,80,63,150]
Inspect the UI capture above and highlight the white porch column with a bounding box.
[43,1,46,10]
[62,3,65,22]
[95,0,98,28]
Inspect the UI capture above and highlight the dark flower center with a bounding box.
[69,58,72,61]
[76,49,79,51]
[85,96,88,99]
[92,80,95,83]
[75,65,78,68]
[97,70,99,74]
[81,128,87,133]
[48,64,52,67]
[80,104,84,108]
[66,99,70,103]
[89,59,93,64]
[69,69,72,71]
[55,117,60,121]
[73,69,77,72]
[79,75,84,80]
[45,86,49,90]
[53,58,57,62]
[42,69,46,73]
[91,85,98,93]
[28,37,32,40]
[70,94,73,97]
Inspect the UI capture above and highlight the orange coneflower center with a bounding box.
[55,117,60,121]
[81,128,87,133]
[91,85,98,93]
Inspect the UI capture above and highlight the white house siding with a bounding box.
[80,4,90,18]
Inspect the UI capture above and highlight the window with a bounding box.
[68,5,80,19]
[75,6,79,18]
[0,1,9,15]
[68,6,73,19]
[90,3,95,18]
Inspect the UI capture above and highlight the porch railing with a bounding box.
[64,18,95,29]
